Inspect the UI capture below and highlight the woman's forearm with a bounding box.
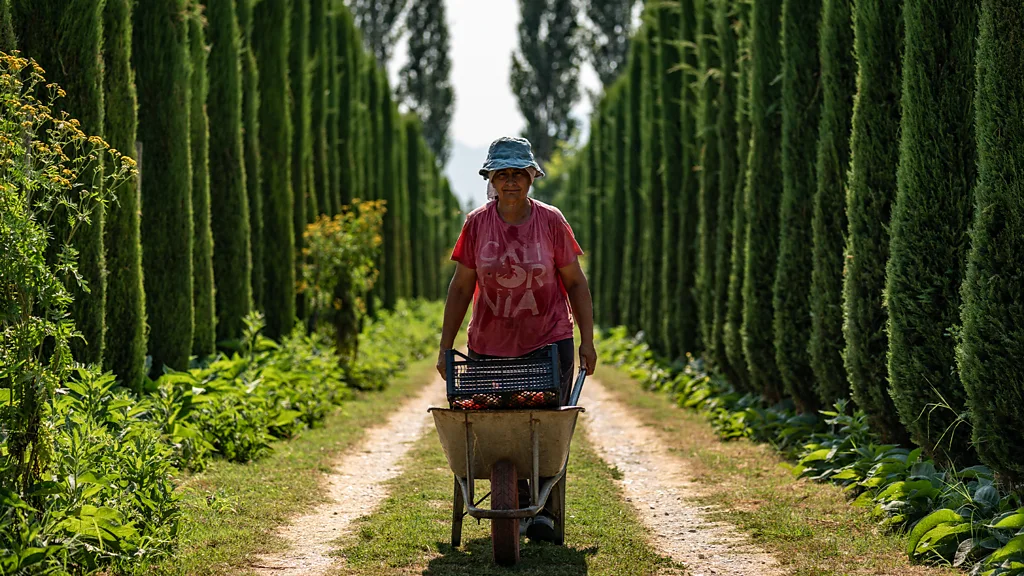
[567,282,595,344]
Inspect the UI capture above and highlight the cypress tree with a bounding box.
[600,94,622,326]
[102,0,147,389]
[405,116,424,297]
[621,36,645,332]
[724,0,752,391]
[711,0,739,379]
[311,0,331,217]
[640,20,664,352]
[189,9,215,357]
[253,0,295,339]
[337,7,357,206]
[741,0,785,402]
[135,0,194,370]
[842,0,907,443]
[290,0,311,320]
[13,0,107,365]
[1,0,14,51]
[809,0,855,405]
[204,0,253,343]
[325,6,341,214]
[238,0,264,312]
[887,0,979,464]
[587,124,604,321]
[772,0,821,412]
[381,78,399,309]
[958,0,1024,483]
[608,84,628,327]
[695,0,721,360]
[657,4,688,359]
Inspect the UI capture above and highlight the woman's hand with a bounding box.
[436,349,448,380]
[579,341,597,376]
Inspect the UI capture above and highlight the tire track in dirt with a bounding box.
[250,378,446,576]
[580,378,783,576]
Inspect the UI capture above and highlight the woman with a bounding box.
[435,136,597,540]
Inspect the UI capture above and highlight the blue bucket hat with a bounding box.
[479,136,546,180]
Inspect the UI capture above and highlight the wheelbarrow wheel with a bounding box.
[490,460,520,566]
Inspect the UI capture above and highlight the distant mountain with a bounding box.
[445,140,490,211]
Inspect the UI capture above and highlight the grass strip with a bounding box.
[331,420,678,575]
[139,356,442,576]
[596,366,959,576]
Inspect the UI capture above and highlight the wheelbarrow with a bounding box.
[429,346,587,566]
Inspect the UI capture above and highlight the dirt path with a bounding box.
[250,379,446,576]
[580,378,783,576]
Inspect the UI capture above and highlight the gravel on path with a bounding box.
[580,377,784,576]
[250,379,446,576]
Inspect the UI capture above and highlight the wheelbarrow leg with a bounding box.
[551,474,566,546]
[451,475,464,548]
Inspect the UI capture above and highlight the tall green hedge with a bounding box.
[657,5,688,359]
[253,0,294,339]
[621,34,645,333]
[958,0,1024,483]
[135,0,194,371]
[842,0,907,443]
[741,0,785,402]
[204,0,253,343]
[711,0,739,381]
[809,0,856,405]
[102,0,147,390]
[695,0,721,361]
[773,0,821,413]
[724,0,752,392]
[238,0,264,313]
[189,10,215,357]
[887,0,979,463]
[640,21,664,352]
[13,0,108,365]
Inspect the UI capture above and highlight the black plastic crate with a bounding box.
[445,346,561,410]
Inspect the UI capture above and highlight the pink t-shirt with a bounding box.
[451,199,583,357]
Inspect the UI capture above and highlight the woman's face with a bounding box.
[491,168,533,206]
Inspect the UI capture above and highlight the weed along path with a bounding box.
[580,377,783,576]
[250,378,447,576]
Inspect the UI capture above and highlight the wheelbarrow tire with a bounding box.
[551,474,566,545]
[490,460,520,566]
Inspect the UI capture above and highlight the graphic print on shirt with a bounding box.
[478,239,549,318]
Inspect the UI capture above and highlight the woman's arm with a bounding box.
[437,263,477,379]
[558,260,598,375]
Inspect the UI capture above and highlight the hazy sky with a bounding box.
[389,0,601,207]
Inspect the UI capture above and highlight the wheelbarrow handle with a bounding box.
[567,369,586,407]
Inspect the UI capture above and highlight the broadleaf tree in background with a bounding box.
[12,0,107,365]
[101,0,147,390]
[350,0,407,64]
[887,0,980,465]
[511,0,583,162]
[189,8,216,357]
[584,0,638,86]
[400,0,454,165]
